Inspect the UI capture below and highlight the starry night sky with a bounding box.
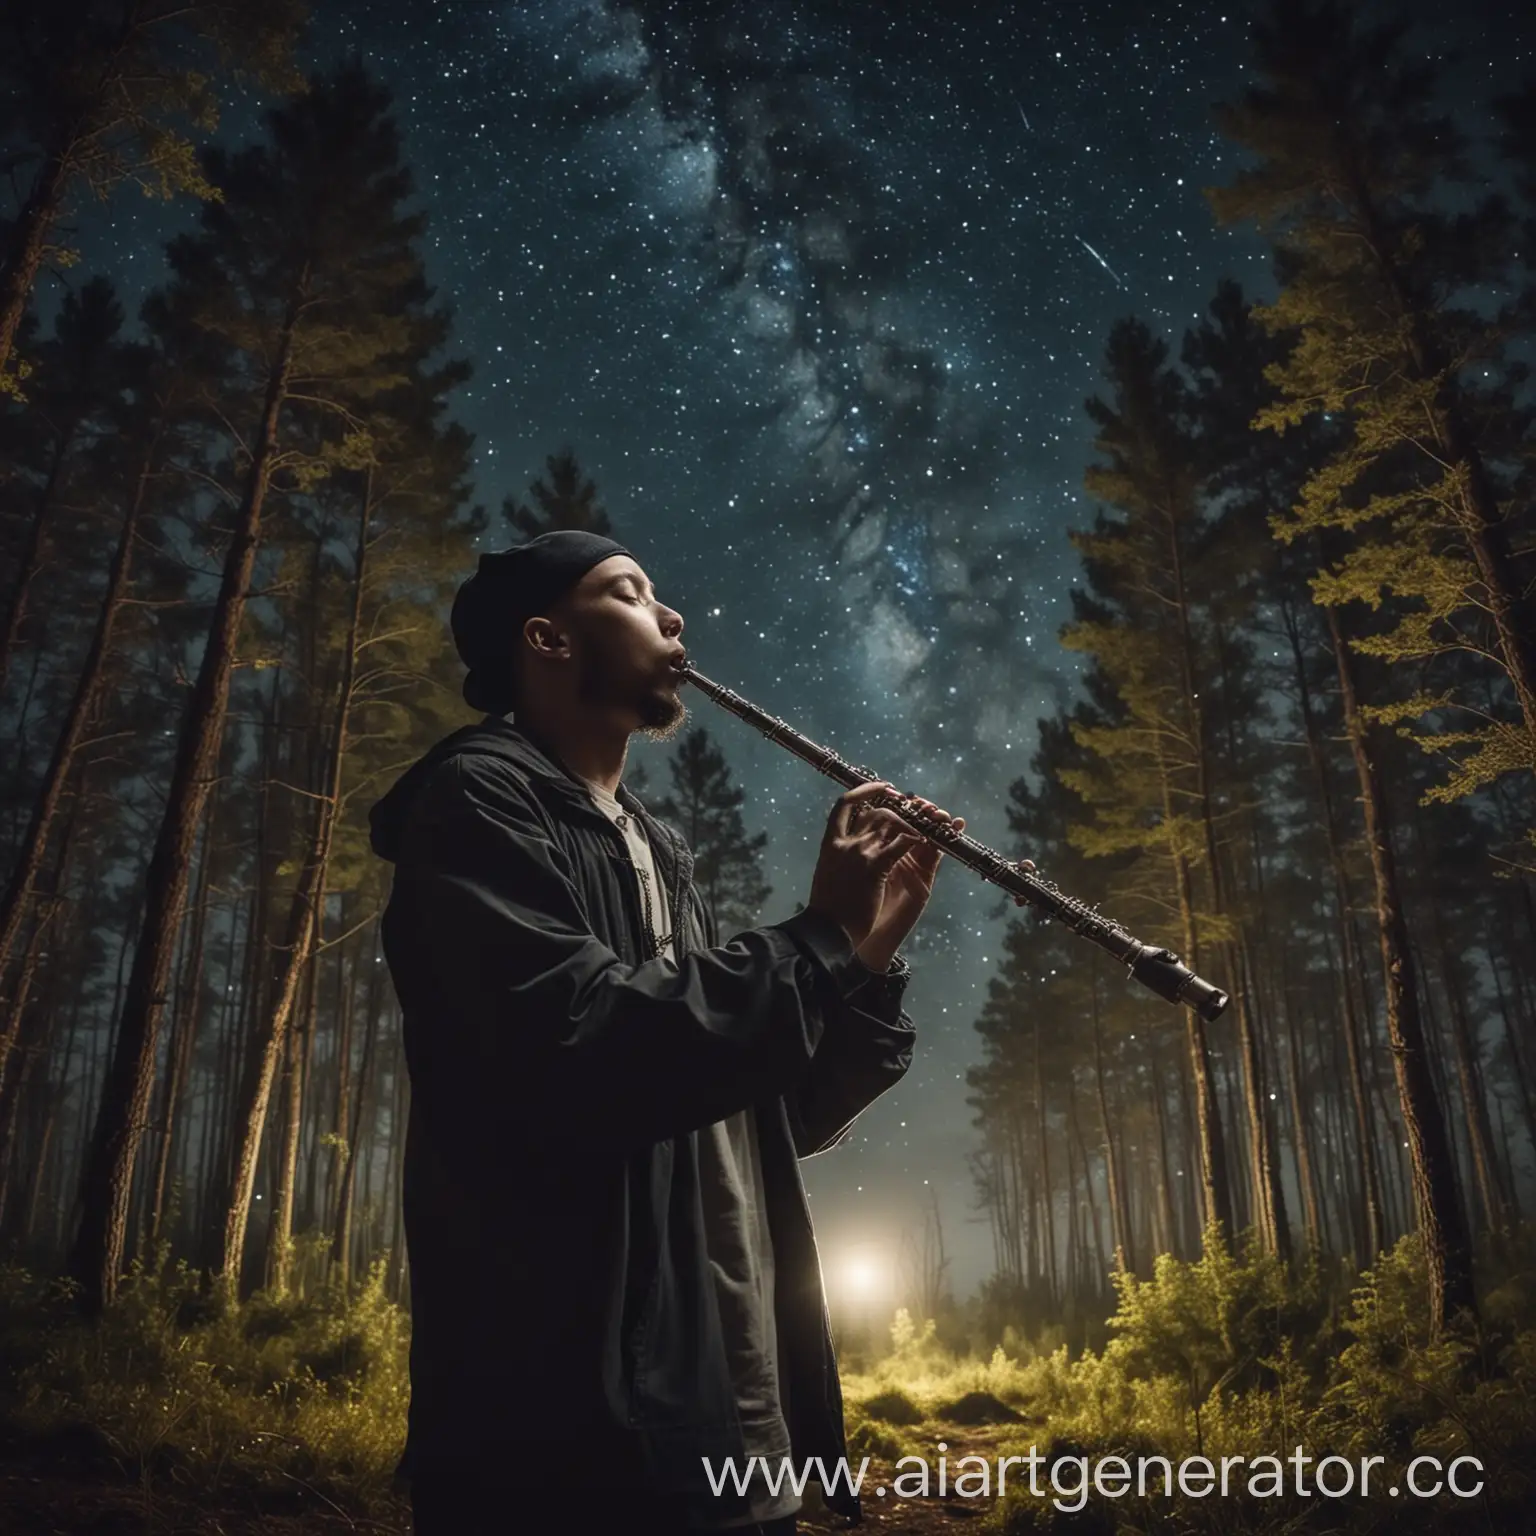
[77,0,1530,1298]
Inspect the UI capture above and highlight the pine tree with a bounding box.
[1182,279,1392,1266]
[1209,0,1536,805]
[975,709,1149,1282]
[1060,318,1264,1254]
[1210,0,1485,1332]
[231,334,476,1297]
[70,58,447,1312]
[0,278,133,690]
[502,446,612,540]
[0,0,304,398]
[0,271,223,1110]
[645,726,771,938]
[0,279,141,1055]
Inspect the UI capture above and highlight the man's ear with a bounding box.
[523,615,571,661]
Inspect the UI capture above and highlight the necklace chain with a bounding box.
[634,865,673,958]
[596,794,673,959]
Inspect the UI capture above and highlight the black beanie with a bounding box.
[451,530,633,715]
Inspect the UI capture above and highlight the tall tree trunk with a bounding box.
[324,913,356,1229]
[1185,611,1284,1258]
[1167,509,1271,1255]
[1404,799,1511,1239]
[0,426,158,1061]
[1089,963,1132,1271]
[149,780,218,1250]
[1282,992,1323,1250]
[1230,949,1289,1259]
[1063,1103,1081,1305]
[220,471,370,1288]
[1444,981,1507,1235]
[198,884,248,1253]
[70,319,297,1312]
[1032,1012,1057,1303]
[266,993,306,1295]
[0,147,69,390]
[1070,1078,1108,1290]
[1488,955,1536,1188]
[1308,1008,1345,1255]
[386,1035,408,1303]
[334,951,382,1291]
[23,966,84,1252]
[1284,597,1385,1264]
[0,426,76,695]
[0,948,54,1232]
[1330,607,1476,1333]
[1148,1038,1179,1258]
[1159,753,1232,1245]
[1346,183,1536,737]
[1024,1130,1038,1293]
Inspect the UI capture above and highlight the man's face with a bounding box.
[555,555,689,741]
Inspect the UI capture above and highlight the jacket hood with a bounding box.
[369,714,642,864]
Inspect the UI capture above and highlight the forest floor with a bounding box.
[0,1425,1012,1534]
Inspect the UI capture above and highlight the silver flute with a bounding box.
[673,658,1230,1022]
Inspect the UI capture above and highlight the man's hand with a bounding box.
[854,796,962,972]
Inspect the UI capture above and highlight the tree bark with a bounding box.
[1281,989,1323,1249]
[149,781,218,1251]
[220,469,370,1289]
[0,148,69,389]
[1032,1011,1057,1302]
[1089,962,1133,1271]
[1348,182,1536,740]
[0,426,74,696]
[1284,597,1386,1265]
[1330,606,1476,1333]
[0,425,162,1057]
[69,316,297,1313]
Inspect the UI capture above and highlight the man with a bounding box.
[369,530,963,1534]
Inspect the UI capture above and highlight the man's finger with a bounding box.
[872,831,923,872]
[856,808,914,844]
[832,781,893,836]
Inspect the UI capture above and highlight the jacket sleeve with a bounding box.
[396,752,872,1152]
[783,965,916,1158]
[693,877,917,1160]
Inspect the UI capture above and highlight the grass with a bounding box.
[3,1230,1536,1531]
[831,1231,1536,1531]
[0,1252,408,1514]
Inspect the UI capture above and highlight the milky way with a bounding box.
[320,0,1526,1295]
[77,0,1523,1294]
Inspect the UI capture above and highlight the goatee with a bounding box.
[575,649,688,742]
[637,688,688,742]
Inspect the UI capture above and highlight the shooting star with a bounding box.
[1074,234,1124,289]
[1007,90,1031,132]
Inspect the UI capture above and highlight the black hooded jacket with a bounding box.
[368,714,916,1526]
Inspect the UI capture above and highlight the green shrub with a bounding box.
[843,1406,920,1462]
[844,1234,1536,1531]
[0,1256,409,1509]
[8,1226,1536,1531]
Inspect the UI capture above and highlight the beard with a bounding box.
[575,636,689,742]
[636,689,688,742]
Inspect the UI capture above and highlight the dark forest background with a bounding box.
[1,0,1535,1529]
